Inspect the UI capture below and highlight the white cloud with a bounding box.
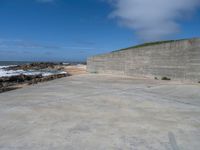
[107,0,200,41]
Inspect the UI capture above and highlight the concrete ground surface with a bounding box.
[0,74,200,150]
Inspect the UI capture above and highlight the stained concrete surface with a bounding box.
[0,74,200,150]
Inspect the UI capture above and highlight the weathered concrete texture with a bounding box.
[87,38,200,82]
[0,74,200,150]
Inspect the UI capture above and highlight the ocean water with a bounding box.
[0,61,34,66]
[0,61,67,77]
[0,61,86,66]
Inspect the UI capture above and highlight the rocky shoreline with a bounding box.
[0,62,70,93]
[5,62,64,71]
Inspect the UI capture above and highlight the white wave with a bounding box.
[0,65,17,69]
[42,72,54,77]
[0,67,67,78]
[42,71,66,77]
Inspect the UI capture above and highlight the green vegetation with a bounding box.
[112,39,186,52]
[91,71,98,74]
[161,77,171,81]
[154,77,159,80]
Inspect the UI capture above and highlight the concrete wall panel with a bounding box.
[87,38,200,82]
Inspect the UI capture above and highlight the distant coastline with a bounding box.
[0,61,86,66]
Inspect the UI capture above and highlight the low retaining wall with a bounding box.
[87,38,200,82]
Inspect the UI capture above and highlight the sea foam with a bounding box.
[0,65,66,77]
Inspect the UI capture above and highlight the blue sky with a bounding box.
[0,0,200,61]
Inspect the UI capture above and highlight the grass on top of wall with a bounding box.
[112,39,186,53]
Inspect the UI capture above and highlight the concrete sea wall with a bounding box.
[87,38,200,82]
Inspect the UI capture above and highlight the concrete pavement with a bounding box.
[0,74,200,150]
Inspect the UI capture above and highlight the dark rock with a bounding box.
[161,77,171,80]
[0,62,69,93]
[0,73,68,93]
[0,74,43,83]
[6,62,60,71]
